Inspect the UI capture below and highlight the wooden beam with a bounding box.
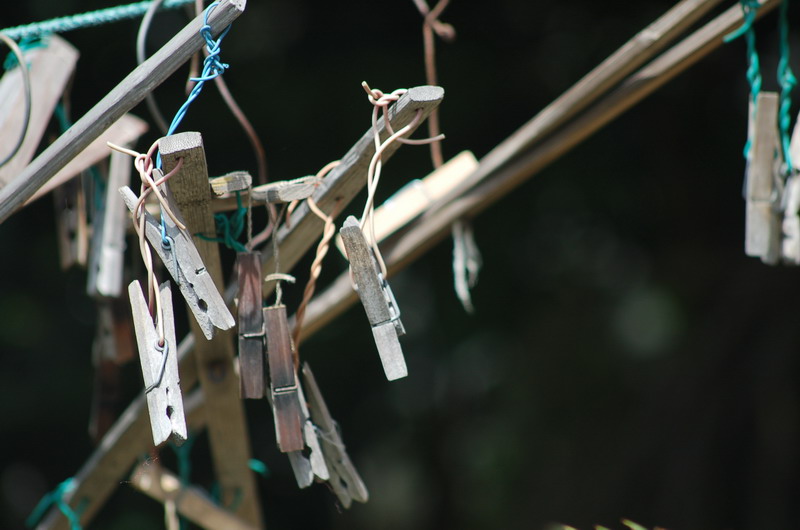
[160,132,263,528]
[130,464,257,530]
[260,85,444,295]
[0,0,246,225]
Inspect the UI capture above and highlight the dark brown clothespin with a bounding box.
[340,215,407,380]
[263,304,304,452]
[237,252,265,398]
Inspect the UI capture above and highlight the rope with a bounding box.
[0,0,195,41]
[26,478,86,530]
[725,0,762,160]
[777,0,796,173]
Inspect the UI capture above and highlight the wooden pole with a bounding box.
[0,0,246,225]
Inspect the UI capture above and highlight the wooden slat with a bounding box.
[260,85,444,295]
[161,132,262,527]
[27,114,148,204]
[0,0,247,225]
[130,464,257,530]
[0,35,78,186]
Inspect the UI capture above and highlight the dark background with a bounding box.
[1,1,800,529]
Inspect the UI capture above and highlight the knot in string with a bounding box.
[26,477,85,530]
[778,0,796,173]
[724,0,760,43]
[193,11,230,82]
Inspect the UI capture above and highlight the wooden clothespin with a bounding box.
[782,173,800,264]
[128,280,187,446]
[0,35,78,187]
[745,92,783,265]
[89,300,135,443]
[53,177,89,269]
[87,146,133,298]
[340,215,407,380]
[237,252,265,398]
[251,176,320,203]
[301,363,368,507]
[119,181,235,339]
[263,304,304,452]
[287,379,330,488]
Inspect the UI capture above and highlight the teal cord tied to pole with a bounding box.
[2,34,49,70]
[26,477,86,530]
[0,0,195,41]
[726,0,763,160]
[778,0,797,173]
[197,191,248,252]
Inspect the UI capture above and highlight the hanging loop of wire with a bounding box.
[359,82,444,277]
[109,140,184,345]
[0,33,32,168]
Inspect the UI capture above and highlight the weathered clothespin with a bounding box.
[745,92,783,265]
[302,363,368,507]
[263,304,304,452]
[128,280,187,446]
[87,147,132,298]
[237,252,265,398]
[340,215,407,380]
[53,177,89,269]
[287,379,330,488]
[251,176,320,203]
[782,173,800,263]
[119,181,235,339]
[0,35,78,187]
[89,300,135,443]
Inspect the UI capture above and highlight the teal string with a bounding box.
[25,478,86,530]
[197,191,248,252]
[2,34,49,70]
[170,434,198,530]
[53,103,107,212]
[726,0,763,160]
[248,459,270,477]
[778,0,797,173]
[0,0,194,41]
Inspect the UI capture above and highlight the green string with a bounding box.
[0,0,195,41]
[2,34,49,70]
[196,191,248,252]
[26,478,86,530]
[725,0,763,160]
[778,0,797,173]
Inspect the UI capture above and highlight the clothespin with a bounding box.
[119,180,235,339]
[251,176,320,203]
[745,92,783,265]
[87,147,132,298]
[88,300,135,443]
[340,215,407,380]
[263,304,304,452]
[53,177,88,269]
[236,252,265,398]
[782,172,800,263]
[301,363,368,507]
[287,379,330,488]
[0,35,78,187]
[128,280,187,446]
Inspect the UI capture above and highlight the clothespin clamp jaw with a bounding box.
[119,179,235,339]
[128,280,187,447]
[286,379,330,488]
[745,92,784,265]
[340,215,408,380]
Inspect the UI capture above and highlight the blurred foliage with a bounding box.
[1,1,800,530]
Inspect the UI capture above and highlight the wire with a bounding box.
[0,33,32,168]
[136,0,170,135]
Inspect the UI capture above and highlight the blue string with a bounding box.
[726,0,762,160]
[0,0,195,41]
[778,0,797,173]
[163,1,231,139]
[26,478,85,530]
